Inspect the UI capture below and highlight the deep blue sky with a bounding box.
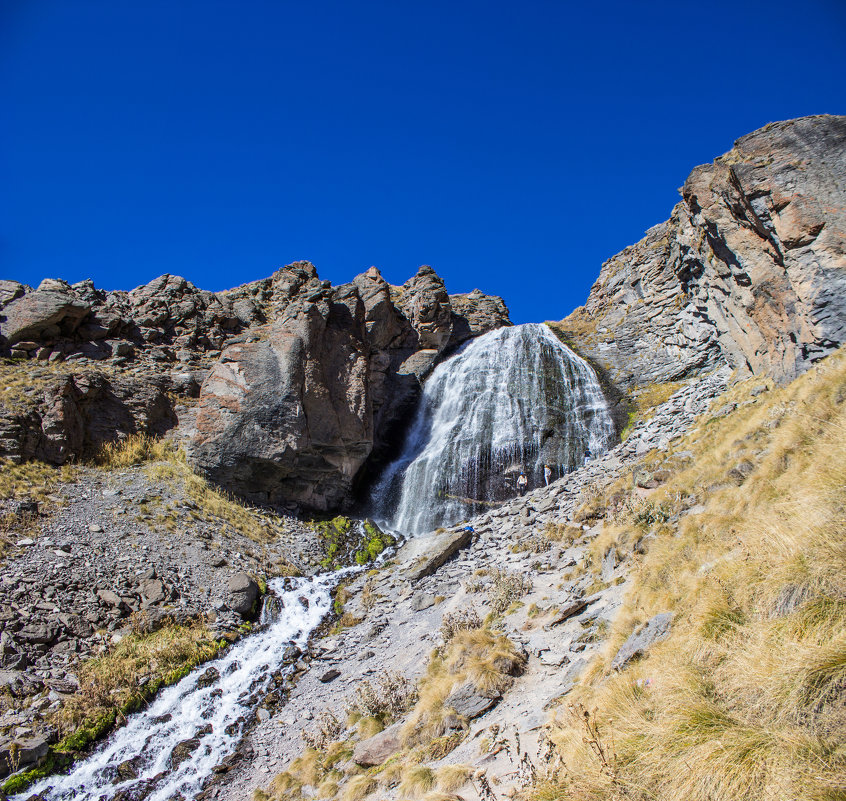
[2,1,844,324]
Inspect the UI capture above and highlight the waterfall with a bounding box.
[371,323,615,535]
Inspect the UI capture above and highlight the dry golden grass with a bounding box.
[55,620,220,747]
[534,348,846,801]
[260,741,352,801]
[398,764,435,798]
[435,763,472,792]
[341,774,376,801]
[0,457,76,503]
[402,628,525,746]
[95,433,176,468]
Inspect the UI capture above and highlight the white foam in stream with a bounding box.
[18,573,348,801]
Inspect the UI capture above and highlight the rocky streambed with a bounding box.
[0,462,325,789]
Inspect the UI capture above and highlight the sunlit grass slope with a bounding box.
[535,348,846,801]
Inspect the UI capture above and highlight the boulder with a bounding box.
[411,592,436,612]
[138,578,167,605]
[17,623,58,644]
[352,722,403,767]
[97,589,124,608]
[402,528,473,582]
[168,737,201,769]
[226,572,259,616]
[611,612,674,671]
[196,666,220,689]
[444,679,500,719]
[0,280,90,345]
[0,735,50,779]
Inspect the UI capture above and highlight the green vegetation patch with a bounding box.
[354,521,396,566]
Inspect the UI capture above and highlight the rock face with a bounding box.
[558,114,846,387]
[0,371,177,465]
[187,263,509,510]
[0,262,508,510]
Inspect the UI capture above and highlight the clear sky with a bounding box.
[2,1,844,324]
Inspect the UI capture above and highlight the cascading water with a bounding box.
[16,573,347,801]
[371,323,615,535]
[15,321,613,800]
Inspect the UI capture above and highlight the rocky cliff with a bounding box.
[556,114,846,389]
[0,263,509,512]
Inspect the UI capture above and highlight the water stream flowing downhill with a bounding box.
[18,574,349,801]
[371,323,615,535]
[16,322,615,800]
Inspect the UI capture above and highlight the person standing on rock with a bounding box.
[544,464,552,486]
[516,472,528,495]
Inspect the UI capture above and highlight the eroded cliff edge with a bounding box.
[555,114,846,389]
[0,263,510,512]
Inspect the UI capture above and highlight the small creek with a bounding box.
[17,572,351,801]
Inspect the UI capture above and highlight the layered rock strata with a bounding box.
[558,114,846,387]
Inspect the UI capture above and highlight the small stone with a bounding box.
[319,669,341,683]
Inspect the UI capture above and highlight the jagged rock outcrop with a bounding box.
[0,274,246,364]
[0,263,508,500]
[186,262,510,510]
[558,114,846,387]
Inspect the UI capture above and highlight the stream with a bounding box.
[17,572,352,801]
